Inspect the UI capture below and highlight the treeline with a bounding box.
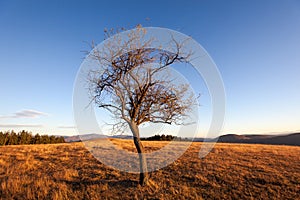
[142,134,188,141]
[0,130,65,146]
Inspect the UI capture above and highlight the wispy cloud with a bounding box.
[0,109,48,119]
[57,125,76,129]
[0,124,43,128]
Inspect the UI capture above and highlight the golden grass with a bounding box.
[0,140,299,199]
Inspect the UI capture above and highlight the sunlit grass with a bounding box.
[0,140,299,199]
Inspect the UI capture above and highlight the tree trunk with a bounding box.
[129,122,149,186]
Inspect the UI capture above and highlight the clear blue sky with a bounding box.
[0,0,299,136]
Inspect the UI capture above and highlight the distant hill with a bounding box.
[111,135,133,140]
[64,134,132,142]
[64,134,106,142]
[217,133,300,146]
[217,134,251,142]
[64,132,300,146]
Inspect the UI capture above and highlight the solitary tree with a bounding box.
[88,26,195,185]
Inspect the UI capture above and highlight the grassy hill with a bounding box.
[217,133,300,146]
[0,140,299,199]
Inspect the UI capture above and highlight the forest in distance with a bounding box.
[0,130,65,145]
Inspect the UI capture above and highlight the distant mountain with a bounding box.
[111,135,133,139]
[258,133,300,146]
[217,134,251,142]
[192,138,206,142]
[64,134,107,142]
[64,134,132,142]
[216,133,300,146]
[64,135,80,142]
[64,132,300,146]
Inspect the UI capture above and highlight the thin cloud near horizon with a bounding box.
[0,124,43,128]
[0,109,49,119]
[57,125,76,129]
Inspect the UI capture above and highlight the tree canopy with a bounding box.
[87,26,197,185]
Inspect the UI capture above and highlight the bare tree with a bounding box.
[87,25,195,185]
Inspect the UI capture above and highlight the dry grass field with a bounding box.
[0,139,299,199]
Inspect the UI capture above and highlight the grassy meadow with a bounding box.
[0,139,299,199]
